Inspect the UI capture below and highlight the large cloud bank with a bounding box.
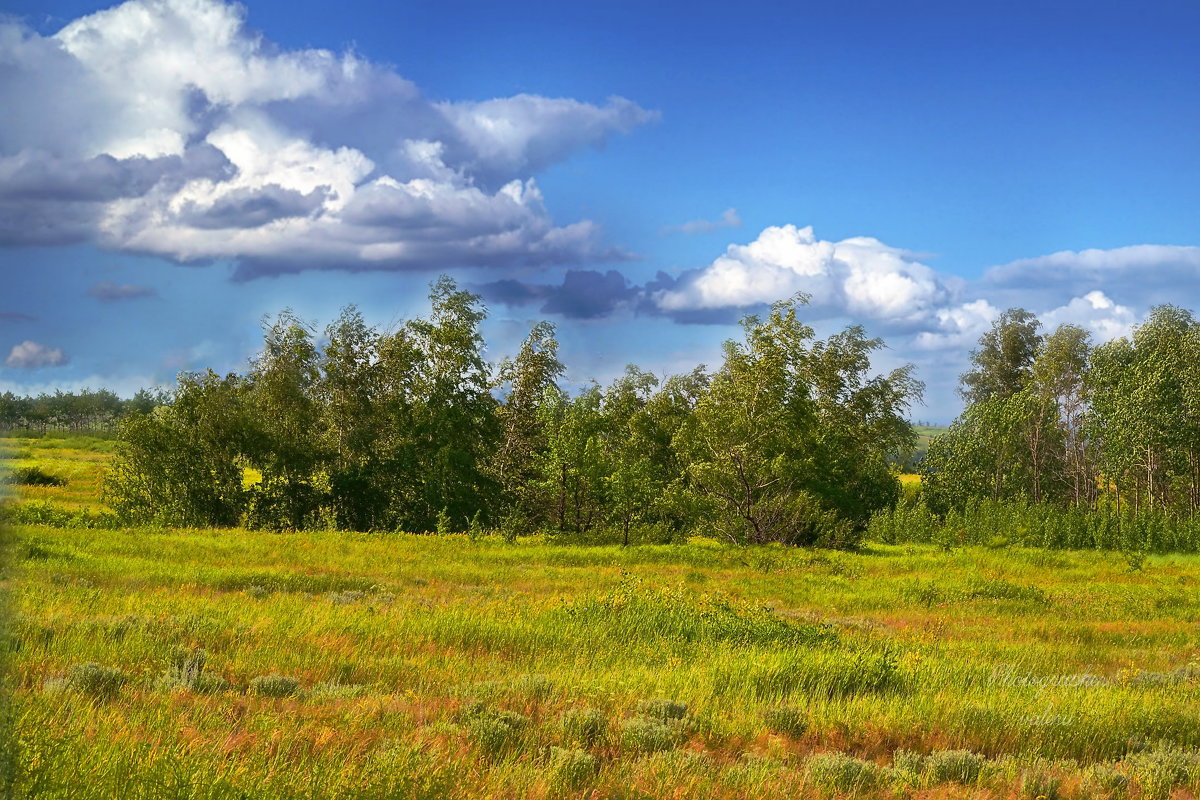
[0,0,655,277]
[484,224,1200,354]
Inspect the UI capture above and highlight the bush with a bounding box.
[249,674,301,698]
[548,747,597,793]
[891,749,925,786]
[560,708,608,746]
[638,698,688,722]
[1020,765,1063,800]
[1086,764,1130,798]
[66,663,126,700]
[464,708,530,756]
[619,715,687,753]
[924,749,985,784]
[806,752,882,795]
[156,648,229,694]
[5,466,66,486]
[763,706,808,738]
[1128,747,1200,800]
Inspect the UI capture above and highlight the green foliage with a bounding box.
[248,674,300,698]
[460,705,531,756]
[805,752,882,795]
[560,707,608,746]
[763,706,808,738]
[868,496,1200,553]
[99,278,919,544]
[4,466,66,486]
[547,746,597,793]
[1127,747,1200,800]
[924,749,985,784]
[65,663,126,700]
[619,714,688,753]
[566,576,836,648]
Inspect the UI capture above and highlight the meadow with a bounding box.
[3,436,1200,799]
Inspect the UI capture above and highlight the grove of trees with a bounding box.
[104,277,922,545]
[922,304,1200,531]
[0,388,162,433]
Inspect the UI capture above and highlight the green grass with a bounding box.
[0,435,113,512]
[7,527,1200,798]
[4,434,1200,798]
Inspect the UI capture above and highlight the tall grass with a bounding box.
[868,497,1200,553]
[7,522,1200,798]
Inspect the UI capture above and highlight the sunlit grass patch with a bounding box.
[9,513,1200,798]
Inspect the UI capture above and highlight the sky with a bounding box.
[1,0,1197,422]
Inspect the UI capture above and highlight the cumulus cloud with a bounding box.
[0,0,654,274]
[664,208,742,235]
[5,340,68,368]
[912,299,1000,351]
[1039,290,1136,342]
[88,280,158,301]
[653,224,956,327]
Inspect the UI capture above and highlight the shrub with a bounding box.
[639,698,688,722]
[924,749,985,784]
[157,648,229,694]
[746,648,901,700]
[891,749,925,786]
[1128,747,1200,800]
[249,674,301,698]
[806,752,882,795]
[561,708,608,746]
[465,708,530,756]
[548,747,597,793]
[763,706,808,738]
[1086,764,1130,798]
[619,715,687,753]
[1020,764,1063,799]
[66,663,126,700]
[513,674,554,700]
[5,466,66,486]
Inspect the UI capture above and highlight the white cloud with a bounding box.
[5,340,69,368]
[912,299,1000,350]
[655,224,955,325]
[986,244,1200,285]
[1039,290,1136,343]
[0,0,653,274]
[664,207,742,235]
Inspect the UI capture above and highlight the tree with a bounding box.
[106,371,250,527]
[244,311,326,530]
[960,308,1042,405]
[490,321,564,528]
[403,277,499,531]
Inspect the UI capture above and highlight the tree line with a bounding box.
[0,389,164,433]
[105,277,922,545]
[923,304,1200,521]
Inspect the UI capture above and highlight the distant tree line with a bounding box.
[923,305,1200,519]
[106,277,922,546]
[0,388,164,433]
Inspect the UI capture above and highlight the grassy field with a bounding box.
[3,436,1200,799]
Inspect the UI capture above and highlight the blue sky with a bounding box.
[1,0,1198,421]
